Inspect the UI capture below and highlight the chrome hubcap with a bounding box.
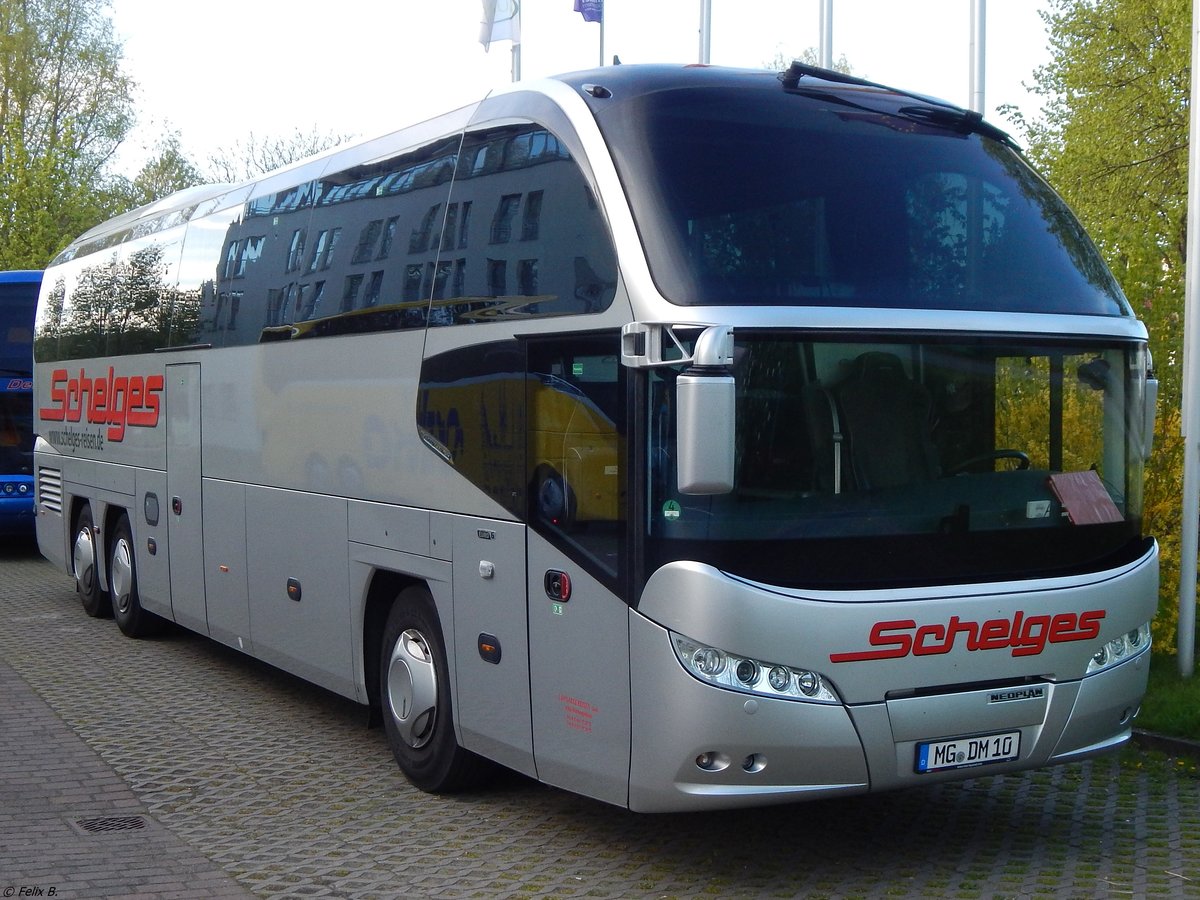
[386,628,438,749]
[111,537,134,615]
[72,526,95,594]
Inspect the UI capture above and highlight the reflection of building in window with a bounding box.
[457,202,472,248]
[491,195,521,243]
[378,217,399,259]
[352,219,384,263]
[223,241,239,279]
[452,259,466,297]
[432,261,452,300]
[488,259,506,296]
[240,236,265,275]
[522,191,543,241]
[215,290,242,330]
[364,271,384,307]
[519,259,539,296]
[470,145,489,175]
[286,230,307,273]
[224,236,265,279]
[409,205,441,254]
[300,281,326,319]
[404,265,423,301]
[341,274,364,312]
[442,204,459,252]
[307,229,340,272]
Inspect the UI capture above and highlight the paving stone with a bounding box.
[3,544,1200,898]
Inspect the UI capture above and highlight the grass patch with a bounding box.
[1137,653,1200,740]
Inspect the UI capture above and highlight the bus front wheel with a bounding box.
[380,586,490,793]
[72,506,111,618]
[110,514,164,638]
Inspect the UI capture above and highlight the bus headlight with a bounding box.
[671,632,840,704]
[1086,622,1151,675]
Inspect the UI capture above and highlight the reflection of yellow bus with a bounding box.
[528,373,618,527]
[416,357,619,529]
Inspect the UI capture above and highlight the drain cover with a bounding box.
[74,815,148,834]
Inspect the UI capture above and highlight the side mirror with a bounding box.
[1143,375,1158,461]
[676,326,735,494]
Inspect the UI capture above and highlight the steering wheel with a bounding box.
[948,449,1031,475]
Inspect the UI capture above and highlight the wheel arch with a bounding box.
[362,568,426,717]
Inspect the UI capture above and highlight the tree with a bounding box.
[205,126,356,184]
[0,0,136,269]
[766,47,853,75]
[1020,0,1190,650]
[119,132,204,211]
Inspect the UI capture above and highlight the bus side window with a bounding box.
[431,123,618,326]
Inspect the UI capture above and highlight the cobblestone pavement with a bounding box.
[2,543,1199,899]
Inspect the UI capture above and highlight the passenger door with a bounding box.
[165,362,206,632]
[451,516,535,777]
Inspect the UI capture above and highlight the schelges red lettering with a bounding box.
[829,609,1108,664]
[39,367,164,442]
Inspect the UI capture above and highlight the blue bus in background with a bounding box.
[0,270,40,539]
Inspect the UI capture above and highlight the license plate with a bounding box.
[915,730,1021,773]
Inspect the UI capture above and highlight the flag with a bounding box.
[574,0,603,23]
[480,0,521,50]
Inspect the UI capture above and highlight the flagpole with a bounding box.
[819,0,832,69]
[1178,0,1200,675]
[969,0,986,114]
[600,16,605,66]
[699,0,711,64]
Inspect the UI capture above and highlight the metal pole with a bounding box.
[600,15,605,66]
[512,42,521,82]
[969,0,986,113]
[819,0,833,69]
[699,0,712,64]
[1177,0,1200,675]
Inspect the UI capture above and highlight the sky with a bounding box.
[107,0,1055,178]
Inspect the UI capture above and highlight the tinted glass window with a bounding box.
[186,139,459,346]
[418,333,626,584]
[646,332,1146,589]
[35,232,185,361]
[598,88,1128,316]
[426,123,618,326]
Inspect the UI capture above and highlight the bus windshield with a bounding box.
[600,86,1129,316]
[647,333,1149,589]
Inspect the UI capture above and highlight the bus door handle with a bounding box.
[172,496,183,516]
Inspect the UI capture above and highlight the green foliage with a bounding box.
[1138,652,1200,738]
[122,132,204,211]
[1022,0,1192,653]
[0,0,137,268]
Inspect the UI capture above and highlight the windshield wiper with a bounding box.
[0,367,31,378]
[778,61,1017,149]
[896,105,1014,147]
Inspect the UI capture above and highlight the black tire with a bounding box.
[380,586,491,793]
[72,506,111,618]
[110,514,164,638]
[534,465,576,530]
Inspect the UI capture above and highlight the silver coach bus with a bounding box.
[33,63,1157,812]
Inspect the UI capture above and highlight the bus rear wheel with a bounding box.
[110,514,164,638]
[72,506,111,618]
[380,586,490,793]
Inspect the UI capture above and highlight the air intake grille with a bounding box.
[37,465,62,514]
